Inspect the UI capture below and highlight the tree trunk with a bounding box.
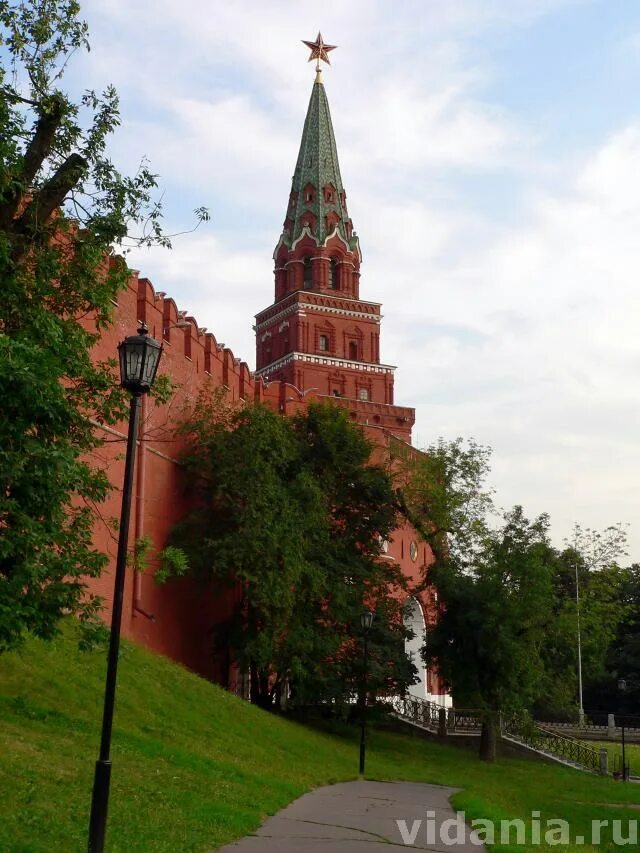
[249,662,271,708]
[479,715,497,762]
[249,661,260,706]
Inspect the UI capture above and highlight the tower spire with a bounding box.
[275,36,358,256]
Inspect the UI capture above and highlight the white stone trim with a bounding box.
[255,297,381,332]
[255,351,396,377]
[323,225,351,252]
[291,225,318,251]
[272,233,287,260]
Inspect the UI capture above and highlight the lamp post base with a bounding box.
[88,759,112,852]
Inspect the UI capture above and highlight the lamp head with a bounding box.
[118,322,163,394]
[360,609,375,632]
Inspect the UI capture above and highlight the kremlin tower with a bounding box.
[254,34,415,443]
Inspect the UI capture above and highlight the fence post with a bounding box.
[438,707,447,738]
[599,748,609,776]
[608,714,616,740]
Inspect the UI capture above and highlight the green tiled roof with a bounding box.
[281,75,359,252]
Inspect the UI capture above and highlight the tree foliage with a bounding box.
[167,400,415,709]
[605,564,640,714]
[395,437,494,571]
[400,438,635,744]
[537,525,630,719]
[425,506,556,759]
[0,1,204,649]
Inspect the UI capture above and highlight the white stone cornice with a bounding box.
[255,351,396,378]
[255,295,382,332]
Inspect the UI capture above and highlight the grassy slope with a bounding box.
[1,625,639,852]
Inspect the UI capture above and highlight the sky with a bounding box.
[73,0,640,560]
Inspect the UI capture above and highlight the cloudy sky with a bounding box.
[75,0,640,559]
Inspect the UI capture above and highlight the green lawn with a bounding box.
[1,624,639,852]
[591,741,640,777]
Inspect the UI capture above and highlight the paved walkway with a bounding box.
[219,780,484,851]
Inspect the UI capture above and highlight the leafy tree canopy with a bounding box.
[538,524,630,719]
[426,505,557,759]
[395,436,494,572]
[0,1,205,650]
[167,398,415,709]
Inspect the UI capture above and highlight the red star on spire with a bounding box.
[302,32,337,70]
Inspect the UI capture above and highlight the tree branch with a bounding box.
[0,94,67,230]
[11,152,87,264]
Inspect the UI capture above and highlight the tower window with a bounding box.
[324,184,336,203]
[319,334,329,351]
[303,257,312,288]
[329,258,338,290]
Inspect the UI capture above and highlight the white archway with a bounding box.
[404,596,428,699]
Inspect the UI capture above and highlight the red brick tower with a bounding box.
[255,47,415,442]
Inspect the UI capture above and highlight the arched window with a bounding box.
[404,597,428,699]
[328,258,339,290]
[303,257,312,289]
[348,341,358,360]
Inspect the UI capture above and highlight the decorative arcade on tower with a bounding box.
[254,33,415,443]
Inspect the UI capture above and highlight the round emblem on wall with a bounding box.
[410,541,418,562]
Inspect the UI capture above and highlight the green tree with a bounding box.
[535,525,629,719]
[168,400,414,709]
[605,564,640,714]
[425,506,556,761]
[0,1,205,650]
[289,403,415,706]
[395,437,494,572]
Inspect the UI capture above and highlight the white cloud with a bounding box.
[86,0,639,559]
[397,123,640,553]
[129,233,268,362]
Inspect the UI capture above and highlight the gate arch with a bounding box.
[404,596,427,698]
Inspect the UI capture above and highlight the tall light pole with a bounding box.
[88,323,162,853]
[575,562,585,726]
[618,678,630,782]
[359,609,375,775]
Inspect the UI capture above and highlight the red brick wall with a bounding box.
[83,270,445,696]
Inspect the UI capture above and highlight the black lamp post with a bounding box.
[359,609,375,775]
[88,323,162,853]
[618,678,629,782]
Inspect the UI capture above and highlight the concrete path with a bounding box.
[219,780,485,851]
